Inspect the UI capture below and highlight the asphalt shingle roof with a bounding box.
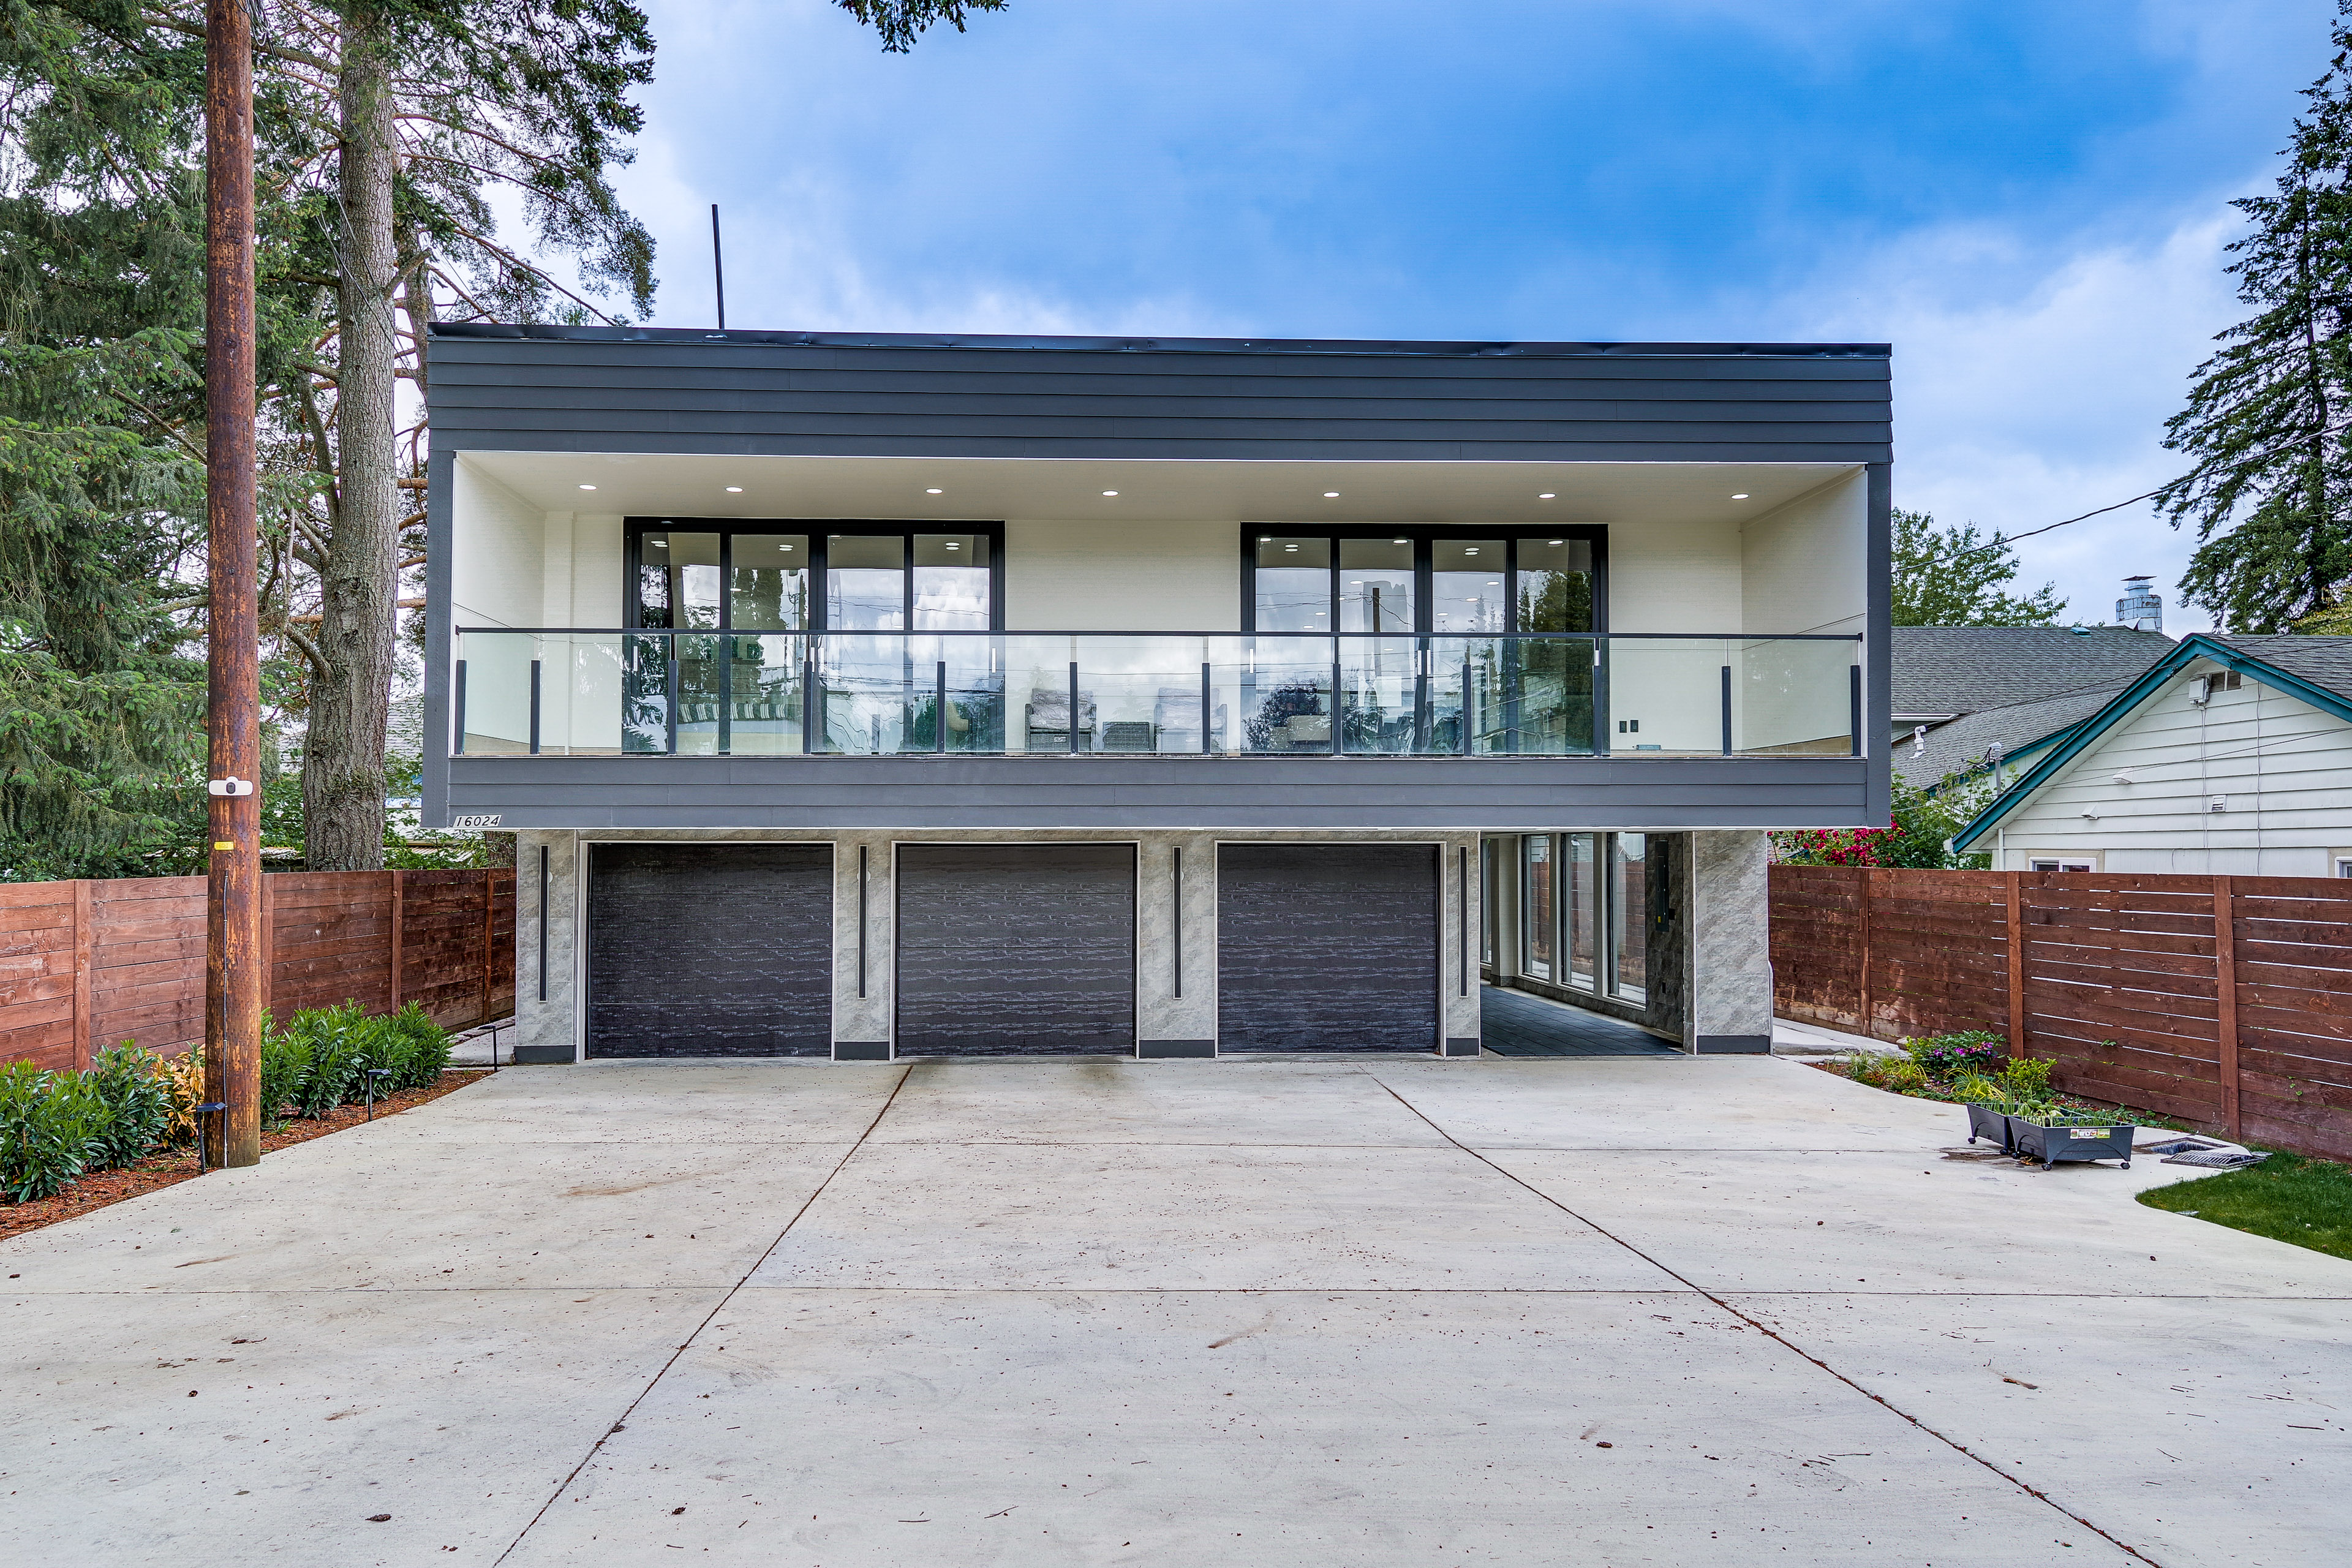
[1891,687,2116,785]
[2209,635,2352,704]
[1890,626,2175,717]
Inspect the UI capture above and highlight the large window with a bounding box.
[628,522,1002,632]
[1245,527,1601,635]
[1494,831,1646,1003]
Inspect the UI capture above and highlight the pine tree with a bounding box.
[2160,3,2352,633]
[1890,510,2067,627]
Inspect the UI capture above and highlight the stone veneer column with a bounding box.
[510,829,581,1063]
[1136,831,1217,1055]
[830,832,895,1058]
[1686,829,1773,1054]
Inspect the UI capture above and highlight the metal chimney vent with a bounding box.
[2117,575,2162,633]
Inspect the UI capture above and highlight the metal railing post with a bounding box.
[1068,661,1081,755]
[1849,663,1863,757]
[528,658,542,755]
[452,660,467,755]
[1719,662,1733,756]
[1200,662,1213,754]
[935,660,948,753]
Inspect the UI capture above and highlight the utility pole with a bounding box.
[205,0,262,1167]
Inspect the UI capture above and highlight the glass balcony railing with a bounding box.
[451,630,1863,759]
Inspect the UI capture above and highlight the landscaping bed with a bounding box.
[0,1067,483,1245]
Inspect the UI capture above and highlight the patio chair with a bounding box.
[1023,687,1096,752]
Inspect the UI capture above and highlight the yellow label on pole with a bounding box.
[213,841,234,850]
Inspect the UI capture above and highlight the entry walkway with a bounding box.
[4,1057,2346,1566]
[1479,981,1681,1055]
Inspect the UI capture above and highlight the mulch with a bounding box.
[0,1069,490,1245]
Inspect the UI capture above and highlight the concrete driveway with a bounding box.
[3,1056,2346,1567]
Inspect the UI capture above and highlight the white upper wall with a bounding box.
[451,457,620,630]
[1005,519,1239,631]
[1739,469,1866,636]
[1989,658,2352,876]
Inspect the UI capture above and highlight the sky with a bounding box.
[597,0,2342,633]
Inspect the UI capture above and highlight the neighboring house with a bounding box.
[423,326,1890,1062]
[1890,622,2175,791]
[1952,635,2352,876]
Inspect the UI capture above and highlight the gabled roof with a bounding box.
[1894,687,2113,786]
[1950,634,2352,850]
[1890,626,2174,718]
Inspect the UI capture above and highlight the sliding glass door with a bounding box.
[1493,831,1646,1003]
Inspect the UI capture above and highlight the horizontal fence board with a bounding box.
[1772,864,2352,1161]
[0,868,513,1069]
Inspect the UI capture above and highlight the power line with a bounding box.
[1926,486,2171,568]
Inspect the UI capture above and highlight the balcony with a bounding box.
[453,629,1862,761]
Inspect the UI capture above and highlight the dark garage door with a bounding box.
[1218,843,1438,1052]
[895,844,1135,1055]
[587,843,832,1057]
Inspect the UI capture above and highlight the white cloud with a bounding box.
[1779,204,2249,631]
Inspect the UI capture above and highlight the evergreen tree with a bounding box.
[1890,509,2067,627]
[2160,2,2352,632]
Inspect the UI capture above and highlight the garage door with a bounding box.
[587,843,832,1057]
[1218,843,1438,1052]
[895,844,1136,1055]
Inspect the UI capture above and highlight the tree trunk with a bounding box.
[306,6,399,870]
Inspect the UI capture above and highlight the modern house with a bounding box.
[1890,620,2174,790]
[1953,633,2352,875]
[421,326,1890,1063]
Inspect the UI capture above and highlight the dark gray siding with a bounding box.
[443,754,1874,831]
[426,326,1890,465]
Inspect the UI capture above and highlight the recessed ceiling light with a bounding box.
[1259,537,1273,543]
[1284,544,1299,552]
[1102,490,1119,497]
[1539,492,1556,500]
[944,541,960,550]
[1731,493,1750,500]
[1548,538,1564,546]
[578,484,597,491]
[1392,537,1408,545]
[1349,581,1363,587]
[1324,491,1340,498]
[925,488,943,495]
[780,544,793,551]
[1463,547,1479,556]
[1487,580,1500,587]
[724,486,742,493]
[650,539,668,548]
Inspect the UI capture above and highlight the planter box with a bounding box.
[1964,1102,2016,1152]
[2008,1118,2133,1169]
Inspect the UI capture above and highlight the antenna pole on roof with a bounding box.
[711,203,726,330]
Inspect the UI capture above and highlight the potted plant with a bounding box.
[2003,1106,2135,1169]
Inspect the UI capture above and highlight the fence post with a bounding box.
[2005,872,2026,1060]
[1856,868,1875,1040]
[480,869,496,1027]
[72,880,92,1071]
[388,870,405,1011]
[2213,874,2241,1140]
[260,871,276,1023]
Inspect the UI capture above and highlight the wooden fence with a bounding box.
[0,869,515,1072]
[1770,865,2352,1161]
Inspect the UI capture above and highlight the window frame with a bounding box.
[624,518,1006,633]
[1238,524,1608,635]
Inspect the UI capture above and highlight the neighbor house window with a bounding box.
[2028,858,2097,873]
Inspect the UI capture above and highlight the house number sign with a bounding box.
[451,814,503,830]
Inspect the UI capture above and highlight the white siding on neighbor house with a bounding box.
[1992,660,2352,875]
[1004,519,1240,630]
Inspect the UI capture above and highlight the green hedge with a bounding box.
[0,1002,454,1204]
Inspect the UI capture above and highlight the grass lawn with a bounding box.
[2138,1152,2352,1262]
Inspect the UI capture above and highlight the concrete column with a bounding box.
[1136,831,1216,1055]
[510,829,580,1063]
[1488,834,1521,987]
[1440,833,1483,1054]
[1685,829,1773,1054]
[831,832,895,1058]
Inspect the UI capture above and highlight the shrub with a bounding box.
[0,1063,102,1202]
[1901,1030,2008,1079]
[2003,1056,2053,1100]
[378,1003,451,1090]
[157,1046,206,1144]
[259,1020,309,1128]
[86,1046,170,1170]
[1950,1071,2007,1104]
[287,1001,369,1118]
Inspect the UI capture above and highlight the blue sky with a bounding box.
[609,0,2339,631]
